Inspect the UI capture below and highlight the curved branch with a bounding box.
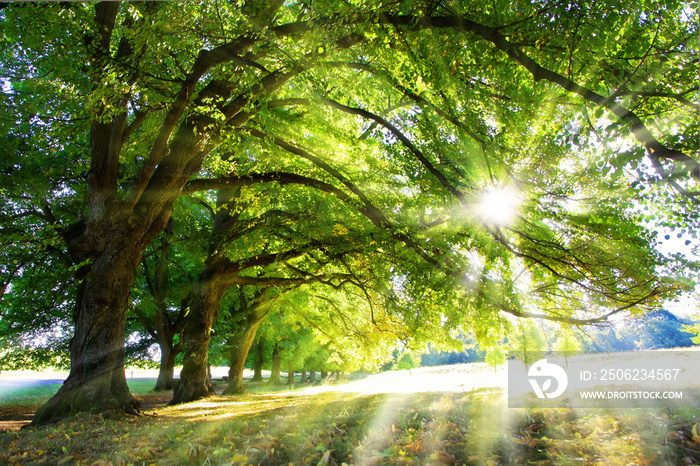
[125,36,258,209]
[405,14,700,181]
[322,97,466,201]
[241,127,456,273]
[495,286,663,325]
[231,273,352,288]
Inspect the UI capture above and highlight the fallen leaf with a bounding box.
[636,454,658,465]
[435,451,455,465]
[511,436,530,445]
[317,449,333,466]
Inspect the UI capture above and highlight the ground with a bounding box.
[0,391,173,433]
[0,364,699,464]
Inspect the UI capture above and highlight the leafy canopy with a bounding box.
[0,0,697,363]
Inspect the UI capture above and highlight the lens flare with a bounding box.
[476,187,520,225]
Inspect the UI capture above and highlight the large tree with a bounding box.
[2,1,290,424]
[0,0,695,425]
[172,178,386,402]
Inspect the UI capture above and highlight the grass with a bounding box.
[1,383,700,465]
[0,379,159,408]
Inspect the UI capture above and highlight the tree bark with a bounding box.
[154,343,178,391]
[169,276,223,404]
[308,369,316,384]
[222,321,262,395]
[320,370,328,379]
[32,234,145,425]
[252,338,265,382]
[300,369,307,383]
[31,0,277,425]
[287,360,295,385]
[268,344,282,385]
[149,222,186,392]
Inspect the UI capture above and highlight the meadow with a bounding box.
[1,363,700,465]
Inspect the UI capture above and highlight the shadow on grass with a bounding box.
[1,385,700,465]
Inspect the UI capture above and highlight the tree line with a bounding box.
[0,0,697,425]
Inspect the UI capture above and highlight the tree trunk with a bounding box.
[308,369,316,384]
[149,219,184,392]
[32,237,144,425]
[170,277,223,404]
[171,188,247,404]
[222,322,262,395]
[287,360,295,385]
[252,338,265,382]
[321,370,328,379]
[268,344,281,385]
[154,342,178,391]
[300,369,307,383]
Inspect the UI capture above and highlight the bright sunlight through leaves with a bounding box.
[476,187,520,226]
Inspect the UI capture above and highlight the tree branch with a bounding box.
[402,14,700,181]
[496,286,663,325]
[322,97,466,201]
[241,128,456,273]
[125,36,258,209]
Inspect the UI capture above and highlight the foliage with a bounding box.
[395,351,421,370]
[508,319,547,365]
[0,341,69,371]
[683,319,700,345]
[589,310,697,351]
[485,345,507,369]
[552,326,583,353]
[420,332,486,367]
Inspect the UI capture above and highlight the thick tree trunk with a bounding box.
[321,370,328,379]
[300,369,307,383]
[29,0,283,427]
[308,369,316,384]
[268,344,282,385]
[287,360,295,385]
[154,343,178,391]
[170,277,223,404]
[251,338,265,382]
[222,322,262,395]
[32,239,144,425]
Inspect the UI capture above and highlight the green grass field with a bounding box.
[0,371,355,409]
[1,379,700,465]
[0,378,159,408]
